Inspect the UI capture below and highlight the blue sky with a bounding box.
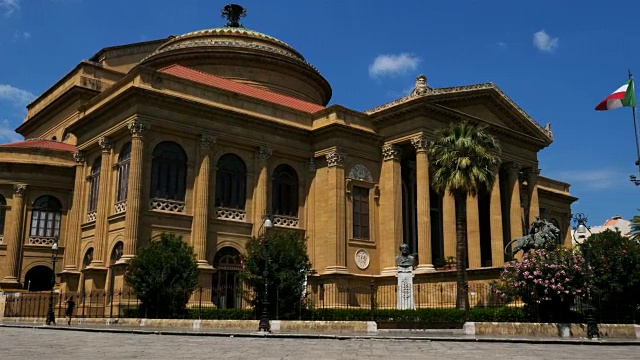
[1,0,639,226]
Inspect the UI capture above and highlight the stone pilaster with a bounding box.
[489,169,505,267]
[380,144,403,275]
[506,163,523,259]
[466,195,481,268]
[252,145,272,238]
[1,184,27,286]
[442,190,456,261]
[324,151,349,274]
[90,137,112,267]
[192,134,216,269]
[410,135,434,273]
[62,151,86,271]
[120,120,147,263]
[305,158,317,267]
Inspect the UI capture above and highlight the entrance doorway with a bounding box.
[212,247,242,309]
[24,266,53,292]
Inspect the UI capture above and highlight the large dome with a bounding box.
[140,5,331,105]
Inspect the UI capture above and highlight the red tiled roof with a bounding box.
[0,139,76,153]
[604,219,619,226]
[159,64,325,114]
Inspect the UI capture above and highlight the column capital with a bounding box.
[255,145,272,162]
[410,134,429,153]
[306,157,317,172]
[13,183,27,197]
[199,134,217,149]
[98,137,113,153]
[382,144,402,161]
[326,151,346,168]
[127,119,148,137]
[504,162,520,177]
[73,150,86,165]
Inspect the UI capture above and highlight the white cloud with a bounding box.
[554,168,620,190]
[369,53,421,78]
[497,41,507,48]
[12,30,31,41]
[0,0,20,17]
[533,30,559,53]
[0,119,21,143]
[0,84,35,106]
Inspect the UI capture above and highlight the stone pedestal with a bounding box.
[396,266,415,310]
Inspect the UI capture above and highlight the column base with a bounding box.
[323,266,349,275]
[197,261,214,271]
[414,264,436,274]
[115,255,134,265]
[0,277,22,290]
[380,267,398,276]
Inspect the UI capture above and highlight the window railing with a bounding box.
[0,234,3,244]
[216,207,246,222]
[114,201,127,214]
[150,198,185,213]
[28,236,56,246]
[87,210,97,222]
[273,214,299,228]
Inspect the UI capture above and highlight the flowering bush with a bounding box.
[495,244,589,322]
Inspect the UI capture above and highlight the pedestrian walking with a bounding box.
[65,296,76,325]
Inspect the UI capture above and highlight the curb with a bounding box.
[2,323,640,345]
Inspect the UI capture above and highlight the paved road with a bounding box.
[0,327,637,360]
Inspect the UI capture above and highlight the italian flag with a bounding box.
[595,79,636,110]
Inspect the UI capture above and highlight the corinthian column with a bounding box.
[252,145,272,238]
[192,134,216,267]
[466,195,481,268]
[410,134,434,273]
[380,144,403,275]
[120,120,147,263]
[526,167,540,226]
[323,151,348,274]
[506,163,523,259]
[489,166,505,267]
[90,137,113,267]
[1,184,27,285]
[63,151,86,271]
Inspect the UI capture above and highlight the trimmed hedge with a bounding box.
[122,306,528,322]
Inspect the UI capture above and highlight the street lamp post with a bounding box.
[572,213,599,339]
[45,236,59,325]
[258,215,273,332]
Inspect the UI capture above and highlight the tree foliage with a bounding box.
[582,229,640,317]
[496,244,588,322]
[124,233,199,318]
[429,121,500,311]
[239,230,314,320]
[630,210,640,241]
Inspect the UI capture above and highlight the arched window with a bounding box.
[110,241,124,265]
[150,141,187,201]
[272,164,299,217]
[30,196,62,238]
[115,143,131,204]
[0,195,6,238]
[87,157,101,213]
[212,247,242,309]
[215,154,247,209]
[82,248,94,269]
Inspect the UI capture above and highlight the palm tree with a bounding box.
[429,121,500,310]
[630,210,640,241]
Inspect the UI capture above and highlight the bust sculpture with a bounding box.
[395,243,416,268]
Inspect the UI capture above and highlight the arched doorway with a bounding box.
[212,247,242,309]
[24,265,53,292]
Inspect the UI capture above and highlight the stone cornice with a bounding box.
[367,82,552,145]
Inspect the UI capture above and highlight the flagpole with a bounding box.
[629,70,640,185]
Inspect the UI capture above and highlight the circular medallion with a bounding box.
[354,249,370,270]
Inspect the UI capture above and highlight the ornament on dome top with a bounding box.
[221,4,247,28]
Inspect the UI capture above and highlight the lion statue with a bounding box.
[504,217,561,256]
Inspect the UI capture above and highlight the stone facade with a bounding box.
[0,9,576,303]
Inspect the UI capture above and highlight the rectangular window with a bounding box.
[352,186,370,240]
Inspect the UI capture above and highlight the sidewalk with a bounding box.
[2,321,640,345]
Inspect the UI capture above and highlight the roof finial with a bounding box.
[410,74,429,97]
[221,4,246,28]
